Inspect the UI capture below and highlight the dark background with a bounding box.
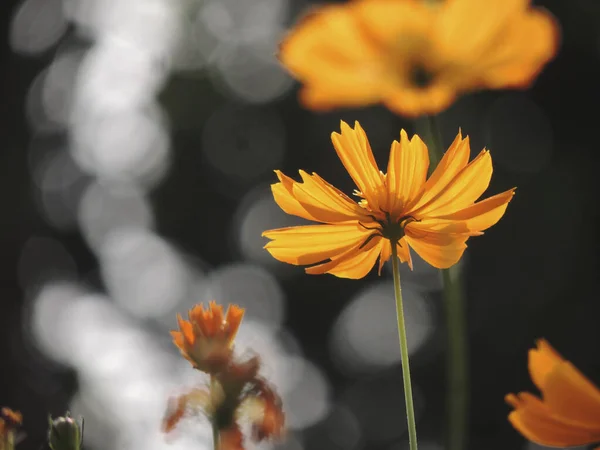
[1,0,600,449]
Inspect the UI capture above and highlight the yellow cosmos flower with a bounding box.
[506,340,600,448]
[279,0,559,116]
[262,121,515,279]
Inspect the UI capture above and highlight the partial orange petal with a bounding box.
[225,305,245,344]
[384,84,458,118]
[378,239,392,275]
[507,392,600,447]
[171,330,186,352]
[331,121,386,211]
[279,5,384,109]
[476,9,559,88]
[406,131,470,212]
[271,170,319,222]
[412,149,492,217]
[280,5,380,77]
[208,301,225,337]
[542,360,600,428]
[529,339,564,390]
[263,222,372,266]
[434,188,515,232]
[397,238,414,270]
[386,130,430,213]
[439,0,528,59]
[306,235,383,279]
[177,314,195,345]
[352,0,436,49]
[299,84,382,111]
[162,395,188,433]
[292,171,369,222]
[404,225,469,269]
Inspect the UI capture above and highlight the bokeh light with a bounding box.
[99,228,192,319]
[234,186,309,274]
[204,263,286,326]
[77,181,154,251]
[330,281,435,374]
[9,0,68,55]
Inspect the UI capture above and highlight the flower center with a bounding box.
[359,213,419,247]
[409,64,435,89]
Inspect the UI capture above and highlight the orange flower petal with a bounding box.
[171,330,185,351]
[397,238,414,270]
[208,301,225,337]
[473,9,559,88]
[407,131,470,212]
[271,170,320,222]
[507,392,600,447]
[404,225,469,269]
[291,170,369,222]
[280,5,384,110]
[378,239,392,275]
[384,85,458,118]
[528,339,564,390]
[413,149,492,217]
[352,0,436,49]
[280,5,380,77]
[225,305,244,343]
[331,121,386,211]
[386,130,430,213]
[434,188,515,232]
[542,361,600,428]
[177,314,195,345]
[263,222,372,266]
[306,235,383,279]
[439,0,529,58]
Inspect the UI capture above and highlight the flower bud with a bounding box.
[48,413,83,450]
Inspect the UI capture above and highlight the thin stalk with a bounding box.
[391,243,418,450]
[443,266,469,450]
[416,115,444,170]
[210,375,219,450]
[419,114,469,450]
[212,421,219,450]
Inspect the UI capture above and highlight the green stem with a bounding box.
[442,266,469,450]
[210,375,220,450]
[418,114,469,450]
[212,421,219,450]
[416,115,444,171]
[391,243,418,450]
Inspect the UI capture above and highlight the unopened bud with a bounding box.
[48,413,83,450]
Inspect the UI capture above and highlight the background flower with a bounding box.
[279,0,559,116]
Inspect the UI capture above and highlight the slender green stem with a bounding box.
[418,114,469,450]
[210,375,220,450]
[416,115,444,171]
[212,421,219,450]
[443,266,469,450]
[391,243,418,450]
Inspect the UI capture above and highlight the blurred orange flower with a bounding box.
[171,301,244,373]
[506,340,600,448]
[262,121,514,278]
[279,0,559,116]
[163,372,285,449]
[165,302,285,450]
[0,408,22,450]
